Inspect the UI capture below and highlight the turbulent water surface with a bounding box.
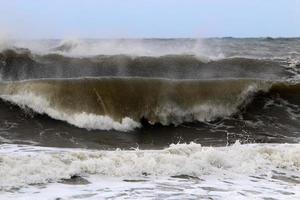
[0,38,300,199]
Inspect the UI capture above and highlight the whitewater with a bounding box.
[1,142,300,199]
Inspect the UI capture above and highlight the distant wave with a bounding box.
[0,49,289,81]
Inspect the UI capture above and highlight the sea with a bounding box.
[0,38,300,199]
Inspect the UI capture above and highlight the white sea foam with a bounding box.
[0,142,299,189]
[0,93,141,132]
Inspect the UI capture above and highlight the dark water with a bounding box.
[0,38,300,149]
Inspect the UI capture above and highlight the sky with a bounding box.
[0,0,300,39]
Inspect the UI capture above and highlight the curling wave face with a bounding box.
[0,77,287,131]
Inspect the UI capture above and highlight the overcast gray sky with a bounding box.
[1,0,300,38]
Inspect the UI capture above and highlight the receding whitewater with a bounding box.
[1,38,300,200]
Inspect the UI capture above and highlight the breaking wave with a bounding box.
[1,77,299,131]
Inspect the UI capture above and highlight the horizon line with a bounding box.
[4,36,300,41]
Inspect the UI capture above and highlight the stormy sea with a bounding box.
[0,38,300,199]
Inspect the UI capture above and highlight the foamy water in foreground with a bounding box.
[0,142,299,200]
